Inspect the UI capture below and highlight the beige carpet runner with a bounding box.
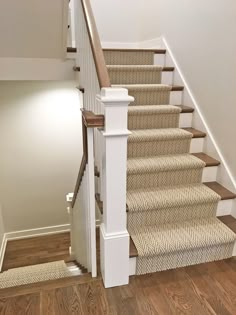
[105,50,236,275]
[0,261,75,289]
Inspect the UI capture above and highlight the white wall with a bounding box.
[0,205,4,247]
[91,0,236,180]
[0,0,67,58]
[0,81,82,233]
[139,0,236,179]
[91,0,143,44]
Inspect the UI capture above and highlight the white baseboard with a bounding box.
[0,234,7,272]
[5,224,70,241]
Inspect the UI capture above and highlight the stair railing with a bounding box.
[67,0,134,287]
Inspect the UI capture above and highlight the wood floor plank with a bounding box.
[0,293,40,315]
[2,232,71,271]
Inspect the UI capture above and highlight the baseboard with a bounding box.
[0,234,7,272]
[5,224,70,241]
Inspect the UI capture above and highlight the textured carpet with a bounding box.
[106,50,236,275]
[0,261,74,288]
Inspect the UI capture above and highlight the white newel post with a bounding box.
[98,88,134,288]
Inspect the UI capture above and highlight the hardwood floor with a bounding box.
[2,232,71,271]
[0,258,236,314]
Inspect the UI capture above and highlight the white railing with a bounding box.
[67,0,134,288]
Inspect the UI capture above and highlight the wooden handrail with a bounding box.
[71,110,105,208]
[81,0,111,88]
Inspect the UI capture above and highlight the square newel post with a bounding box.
[97,88,134,288]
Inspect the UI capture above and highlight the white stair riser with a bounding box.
[154,54,166,67]
[129,257,137,276]
[179,113,192,128]
[190,138,204,153]
[217,199,233,216]
[233,243,236,256]
[170,91,182,105]
[161,72,173,85]
[202,166,218,182]
[66,52,77,59]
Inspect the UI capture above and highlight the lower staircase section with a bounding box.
[103,48,236,276]
[0,261,83,289]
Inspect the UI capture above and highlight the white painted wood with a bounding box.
[98,87,134,288]
[0,235,7,272]
[179,113,192,128]
[154,53,166,66]
[190,138,205,153]
[161,72,173,85]
[0,58,75,80]
[202,166,218,182]
[169,91,182,105]
[233,242,236,256]
[217,199,233,217]
[129,257,137,276]
[87,128,97,277]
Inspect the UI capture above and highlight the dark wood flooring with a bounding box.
[2,233,71,271]
[0,258,236,314]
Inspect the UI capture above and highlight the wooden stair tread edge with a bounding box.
[103,48,166,54]
[171,85,184,91]
[192,153,220,167]
[130,237,138,258]
[204,182,236,200]
[182,127,206,138]
[162,66,175,72]
[176,105,194,113]
[67,47,77,53]
[218,216,236,233]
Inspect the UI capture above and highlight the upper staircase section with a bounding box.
[0,0,68,59]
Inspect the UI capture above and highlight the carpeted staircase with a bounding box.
[104,50,236,275]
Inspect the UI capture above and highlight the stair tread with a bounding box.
[130,217,236,257]
[107,65,174,72]
[129,128,192,142]
[176,105,194,113]
[218,215,236,233]
[127,154,205,175]
[67,47,77,53]
[183,128,206,138]
[192,153,220,167]
[103,48,166,54]
[128,105,181,115]
[204,182,236,200]
[127,183,220,213]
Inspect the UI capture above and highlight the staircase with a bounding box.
[101,48,236,275]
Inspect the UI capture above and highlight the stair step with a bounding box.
[67,47,77,53]
[192,153,220,167]
[204,182,236,200]
[127,154,205,190]
[218,215,236,233]
[103,48,166,54]
[128,128,192,158]
[183,127,206,138]
[171,85,184,91]
[177,105,194,113]
[130,217,236,274]
[73,66,80,72]
[127,183,220,229]
[130,238,138,258]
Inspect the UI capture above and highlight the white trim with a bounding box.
[5,224,70,241]
[62,0,69,59]
[129,257,137,276]
[0,234,7,272]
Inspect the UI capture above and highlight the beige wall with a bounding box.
[0,81,82,232]
[0,0,66,58]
